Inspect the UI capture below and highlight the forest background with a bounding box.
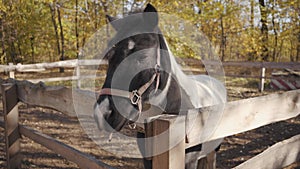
[0,0,299,64]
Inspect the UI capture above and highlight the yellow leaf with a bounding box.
[174,1,179,7]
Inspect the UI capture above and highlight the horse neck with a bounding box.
[157,37,198,112]
[167,52,199,110]
[151,33,226,114]
[146,49,194,113]
[163,40,226,111]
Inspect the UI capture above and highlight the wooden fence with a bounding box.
[0,59,107,88]
[146,90,300,169]
[0,78,299,169]
[1,60,300,91]
[0,81,114,169]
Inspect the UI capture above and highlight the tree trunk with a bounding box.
[49,2,61,61]
[297,32,300,62]
[17,38,22,61]
[0,18,6,64]
[100,0,110,40]
[57,4,65,73]
[248,0,256,61]
[250,0,255,29]
[290,40,294,62]
[9,28,16,63]
[220,15,226,61]
[271,0,278,62]
[75,0,79,58]
[259,0,269,61]
[278,39,283,61]
[94,0,100,30]
[30,36,34,63]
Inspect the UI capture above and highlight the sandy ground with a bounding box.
[0,85,299,169]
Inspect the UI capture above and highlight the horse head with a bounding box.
[94,4,173,132]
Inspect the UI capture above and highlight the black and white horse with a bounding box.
[94,4,226,169]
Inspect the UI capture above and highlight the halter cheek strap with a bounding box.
[99,72,159,112]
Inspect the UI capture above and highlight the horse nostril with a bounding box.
[94,98,112,131]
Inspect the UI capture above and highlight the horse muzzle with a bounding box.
[94,98,115,132]
[94,96,140,133]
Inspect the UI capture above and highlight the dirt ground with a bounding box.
[0,61,300,169]
[0,85,299,169]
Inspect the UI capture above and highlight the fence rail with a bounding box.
[19,124,113,169]
[0,59,107,87]
[234,134,300,169]
[0,59,107,73]
[0,78,299,169]
[1,60,300,91]
[2,60,299,72]
[216,61,300,70]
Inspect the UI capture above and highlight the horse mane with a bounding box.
[157,30,226,109]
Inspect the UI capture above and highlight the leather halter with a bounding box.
[99,46,161,113]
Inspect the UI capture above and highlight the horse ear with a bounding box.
[106,15,121,31]
[143,3,158,29]
[106,15,117,22]
[144,3,157,13]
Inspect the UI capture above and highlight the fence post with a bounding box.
[197,151,216,169]
[259,67,266,92]
[147,115,185,169]
[76,61,81,88]
[1,83,22,169]
[8,63,15,79]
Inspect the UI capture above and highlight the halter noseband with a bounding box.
[99,47,161,113]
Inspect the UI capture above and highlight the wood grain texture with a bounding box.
[234,134,300,169]
[186,89,300,148]
[150,115,185,169]
[1,83,21,169]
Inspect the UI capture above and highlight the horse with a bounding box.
[94,4,226,169]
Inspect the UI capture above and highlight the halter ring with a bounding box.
[154,64,161,73]
[131,90,141,105]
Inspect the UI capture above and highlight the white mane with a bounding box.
[165,39,227,109]
[148,37,226,112]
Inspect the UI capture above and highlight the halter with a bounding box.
[99,46,161,114]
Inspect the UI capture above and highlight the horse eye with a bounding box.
[128,40,135,50]
[105,50,115,60]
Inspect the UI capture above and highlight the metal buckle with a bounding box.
[131,90,141,105]
[155,64,160,73]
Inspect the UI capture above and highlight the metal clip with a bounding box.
[131,90,141,105]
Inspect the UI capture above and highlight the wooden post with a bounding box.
[8,63,15,79]
[2,83,22,169]
[259,67,266,92]
[197,151,216,169]
[147,115,185,169]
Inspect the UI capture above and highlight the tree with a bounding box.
[56,2,65,72]
[75,0,79,58]
[49,2,61,62]
[0,0,298,64]
[259,0,269,61]
[271,0,278,61]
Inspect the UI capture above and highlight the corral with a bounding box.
[0,60,299,169]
